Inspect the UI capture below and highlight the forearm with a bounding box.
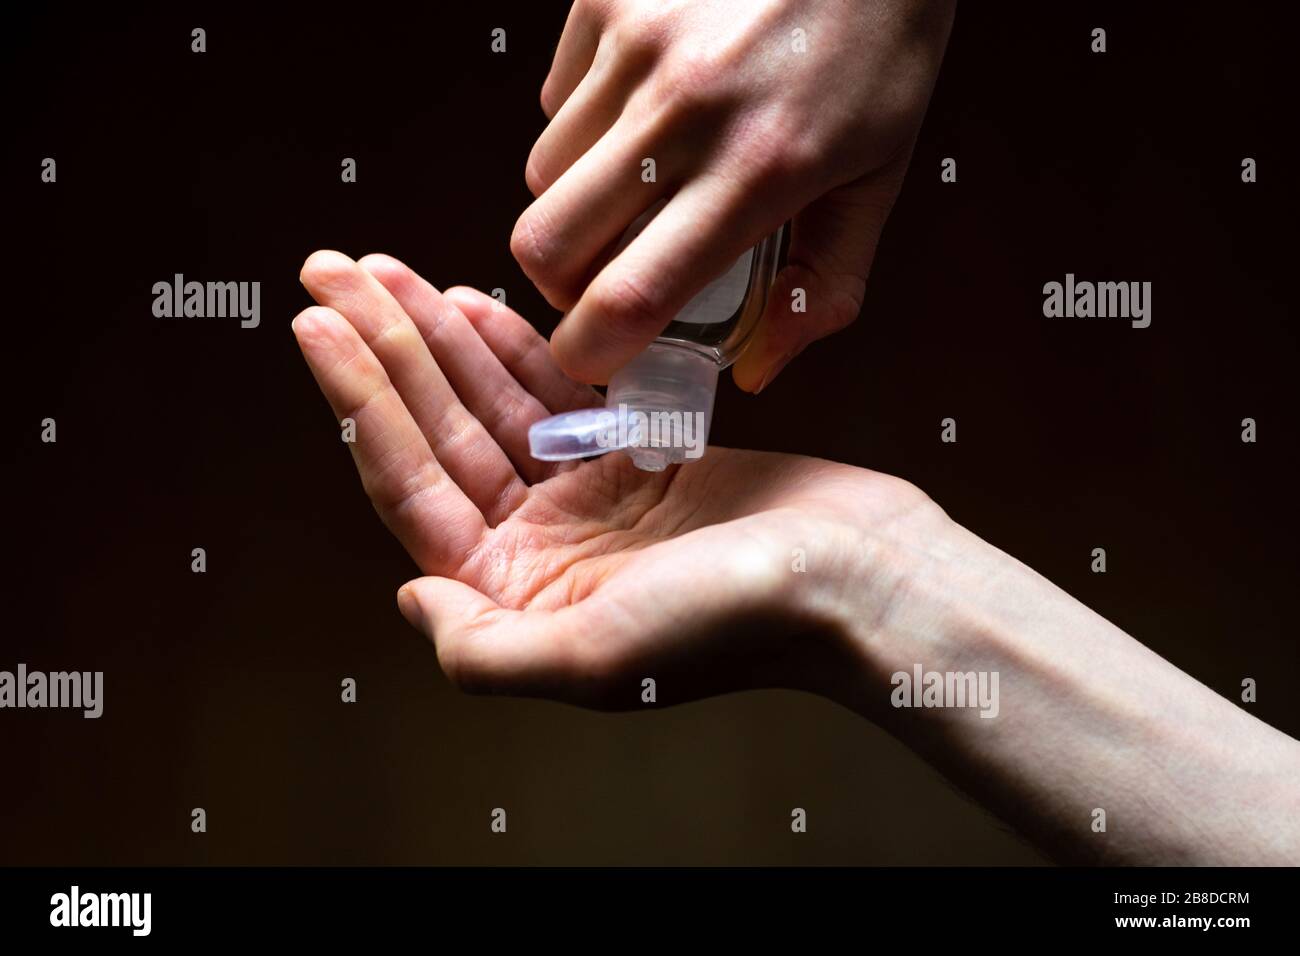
[827,511,1300,864]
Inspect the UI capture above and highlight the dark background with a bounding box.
[3,2,1294,864]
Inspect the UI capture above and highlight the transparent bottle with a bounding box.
[529,209,785,472]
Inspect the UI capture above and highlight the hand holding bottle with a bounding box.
[514,0,955,390]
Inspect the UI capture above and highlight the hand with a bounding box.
[294,252,1300,863]
[293,250,940,708]
[514,0,955,390]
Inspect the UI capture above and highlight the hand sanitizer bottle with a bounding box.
[529,210,784,472]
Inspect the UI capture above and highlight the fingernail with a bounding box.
[755,347,800,394]
[292,310,326,336]
[396,585,422,630]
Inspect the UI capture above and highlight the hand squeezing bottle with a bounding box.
[528,210,784,472]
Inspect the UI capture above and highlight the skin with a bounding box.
[515,0,956,390]
[294,251,1300,865]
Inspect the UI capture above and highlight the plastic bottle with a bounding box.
[529,210,784,472]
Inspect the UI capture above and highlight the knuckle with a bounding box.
[573,0,608,23]
[591,270,664,340]
[511,208,581,308]
[485,385,531,433]
[652,48,736,119]
[509,210,552,279]
[665,45,725,93]
[612,6,670,58]
[367,457,437,522]
[742,113,824,189]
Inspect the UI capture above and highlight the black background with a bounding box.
[3,1,1295,864]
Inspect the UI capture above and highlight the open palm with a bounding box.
[294,252,924,708]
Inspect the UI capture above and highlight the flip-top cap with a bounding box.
[529,344,719,472]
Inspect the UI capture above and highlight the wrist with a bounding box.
[778,474,976,713]
[816,492,991,717]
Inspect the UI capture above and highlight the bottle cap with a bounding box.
[528,343,718,472]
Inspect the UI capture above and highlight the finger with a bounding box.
[731,168,904,394]
[300,250,528,524]
[539,0,605,119]
[527,47,642,196]
[291,306,485,571]
[442,286,600,415]
[511,112,675,312]
[550,176,784,384]
[357,255,557,484]
[398,576,586,701]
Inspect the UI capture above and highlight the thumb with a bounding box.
[732,163,906,393]
[396,576,580,699]
[397,576,496,639]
